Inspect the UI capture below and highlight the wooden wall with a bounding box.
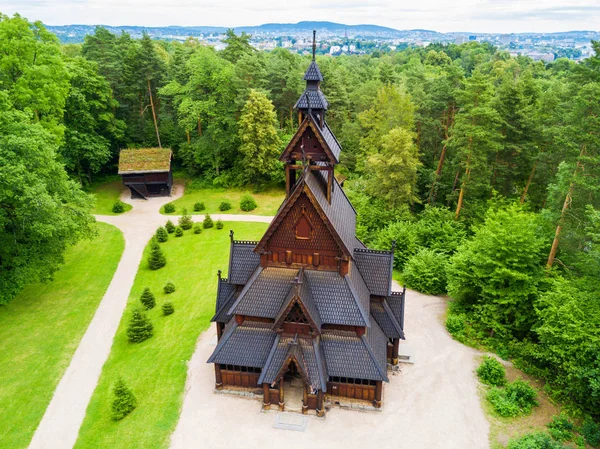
[221,369,260,389]
[327,381,376,402]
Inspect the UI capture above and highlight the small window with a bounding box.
[220,364,226,370]
[341,377,347,384]
[241,366,247,372]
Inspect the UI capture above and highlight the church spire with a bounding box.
[294,30,327,124]
[312,29,316,61]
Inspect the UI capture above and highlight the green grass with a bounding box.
[0,223,125,449]
[164,186,284,216]
[74,222,268,449]
[89,176,132,215]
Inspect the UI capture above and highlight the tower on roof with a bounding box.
[295,30,327,127]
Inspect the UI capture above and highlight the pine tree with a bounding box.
[147,238,166,270]
[139,287,155,310]
[126,308,153,343]
[178,208,193,230]
[155,226,168,243]
[111,377,137,421]
[203,214,214,229]
[165,220,175,234]
[162,302,174,316]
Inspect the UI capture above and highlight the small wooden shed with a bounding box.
[118,148,173,199]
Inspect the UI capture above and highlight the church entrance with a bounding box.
[283,361,304,412]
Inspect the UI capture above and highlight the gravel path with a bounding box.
[169,285,490,449]
[28,184,273,449]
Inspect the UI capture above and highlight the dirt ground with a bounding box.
[169,288,491,449]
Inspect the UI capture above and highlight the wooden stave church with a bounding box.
[208,32,406,416]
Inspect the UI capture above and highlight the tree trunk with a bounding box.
[546,147,585,268]
[429,106,455,204]
[148,79,161,148]
[455,137,472,220]
[186,130,190,144]
[520,160,538,204]
[197,118,202,137]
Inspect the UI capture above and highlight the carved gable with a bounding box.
[280,116,338,164]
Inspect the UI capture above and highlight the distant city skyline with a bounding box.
[1,0,599,34]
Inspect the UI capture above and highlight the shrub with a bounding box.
[155,226,168,243]
[402,248,448,295]
[111,378,136,421]
[193,224,202,234]
[487,379,538,417]
[126,308,153,343]
[446,313,466,336]
[164,203,176,213]
[547,414,574,442]
[147,238,166,270]
[175,226,183,237]
[165,220,175,233]
[477,356,507,386]
[414,205,466,255]
[139,287,155,310]
[582,416,600,447]
[507,432,568,449]
[240,194,257,212]
[373,220,420,270]
[216,220,224,230]
[203,214,214,228]
[193,202,205,212]
[112,201,125,214]
[163,282,175,294]
[162,302,174,316]
[219,201,232,211]
[178,208,193,230]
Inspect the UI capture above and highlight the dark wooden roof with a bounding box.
[353,248,394,296]
[303,60,324,81]
[321,122,342,161]
[294,89,328,110]
[386,290,406,332]
[207,321,277,368]
[211,277,237,323]
[228,240,260,285]
[273,271,323,331]
[371,299,405,339]
[118,148,172,174]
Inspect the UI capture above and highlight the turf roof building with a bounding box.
[118,147,173,199]
[208,32,405,416]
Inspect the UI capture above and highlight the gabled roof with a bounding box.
[258,336,327,391]
[255,170,356,256]
[353,248,394,297]
[321,325,388,382]
[228,267,297,318]
[211,277,237,323]
[294,89,329,111]
[118,148,172,174]
[370,299,405,339]
[279,115,339,164]
[207,321,277,368]
[386,290,406,332]
[228,240,260,285]
[273,270,322,331]
[303,60,323,81]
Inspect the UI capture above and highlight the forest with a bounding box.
[0,12,599,429]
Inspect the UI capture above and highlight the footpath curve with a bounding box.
[28,184,273,449]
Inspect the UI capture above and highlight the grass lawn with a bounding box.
[0,223,124,449]
[164,186,284,216]
[74,221,268,449]
[89,176,132,215]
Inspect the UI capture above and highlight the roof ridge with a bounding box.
[382,298,405,339]
[361,323,389,382]
[354,248,393,255]
[257,334,281,385]
[210,288,236,323]
[344,274,370,328]
[226,266,263,315]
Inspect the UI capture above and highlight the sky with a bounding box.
[1,0,599,33]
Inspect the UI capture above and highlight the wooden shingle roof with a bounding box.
[118,148,172,174]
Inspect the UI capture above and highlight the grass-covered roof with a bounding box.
[118,148,172,174]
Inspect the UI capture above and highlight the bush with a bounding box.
[216,220,224,230]
[402,248,448,294]
[487,379,538,417]
[203,214,214,228]
[165,220,175,233]
[414,205,466,255]
[240,194,257,212]
[193,202,205,212]
[193,224,202,234]
[164,203,176,213]
[175,226,183,237]
[163,282,175,294]
[547,415,574,442]
[507,432,568,449]
[179,208,193,230]
[112,201,125,214]
[162,302,174,316]
[147,238,166,270]
[373,220,420,270]
[111,378,136,421]
[582,416,600,447]
[477,356,507,386]
[139,287,155,310]
[446,313,466,336]
[219,201,232,211]
[155,226,168,243]
[126,308,153,343]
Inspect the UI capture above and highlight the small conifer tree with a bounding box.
[175,226,184,237]
[203,214,214,229]
[140,287,156,309]
[162,302,174,316]
[193,223,202,234]
[112,201,125,214]
[193,202,205,212]
[155,226,168,243]
[179,208,193,230]
[216,220,224,229]
[148,238,166,270]
[126,308,153,343]
[111,378,137,421]
[165,220,176,233]
[163,282,176,294]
